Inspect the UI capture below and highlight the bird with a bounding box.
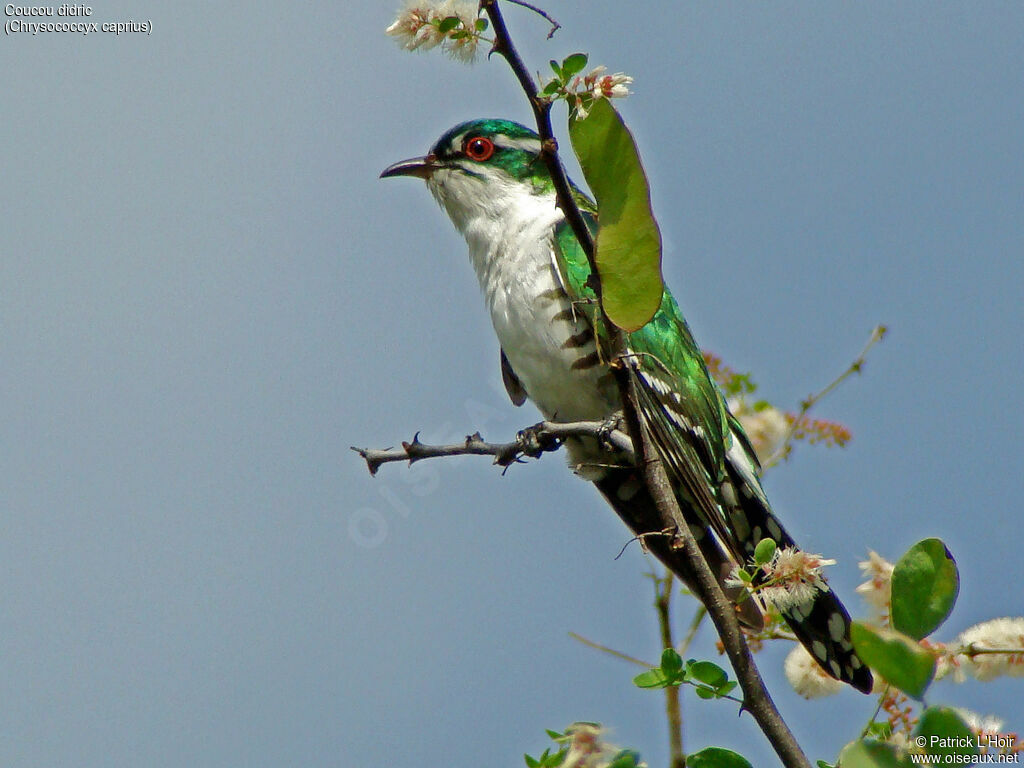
[380,118,872,693]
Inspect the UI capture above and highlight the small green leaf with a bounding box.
[561,52,588,78]
[817,761,836,768]
[525,754,540,768]
[735,568,752,583]
[437,15,460,33]
[850,622,936,699]
[915,706,978,761]
[633,669,669,688]
[687,660,729,689]
[687,747,754,768]
[865,721,893,740]
[837,740,911,768]
[569,100,664,332]
[550,59,562,78]
[717,681,738,697]
[661,648,683,676]
[541,80,562,96]
[545,729,564,740]
[607,750,642,768]
[474,17,488,31]
[754,538,777,566]
[890,538,959,640]
[694,687,715,699]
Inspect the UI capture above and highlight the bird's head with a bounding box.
[381,119,555,230]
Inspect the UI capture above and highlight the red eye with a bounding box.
[464,136,495,162]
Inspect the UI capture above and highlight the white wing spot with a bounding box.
[812,640,828,662]
[766,519,783,542]
[829,660,841,677]
[828,612,846,643]
[850,656,862,669]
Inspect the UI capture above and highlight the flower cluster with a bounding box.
[728,546,836,614]
[385,0,487,63]
[540,57,633,121]
[784,644,843,699]
[953,617,1024,681]
[558,724,646,768]
[855,550,894,618]
[728,397,789,464]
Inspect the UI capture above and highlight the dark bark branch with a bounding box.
[352,419,634,475]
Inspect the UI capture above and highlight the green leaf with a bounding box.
[569,99,664,331]
[694,687,715,699]
[915,706,978,761]
[865,721,893,740]
[545,729,564,740]
[687,660,729,689]
[550,59,562,78]
[686,747,753,768]
[661,648,683,676]
[541,80,562,96]
[633,669,669,688]
[437,15,460,33]
[850,622,936,699]
[890,538,959,640]
[561,52,588,78]
[525,755,539,768]
[837,740,911,768]
[607,750,642,768]
[717,681,738,697]
[817,761,836,768]
[754,537,777,566]
[475,17,488,31]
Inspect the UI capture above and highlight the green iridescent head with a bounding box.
[381,119,551,191]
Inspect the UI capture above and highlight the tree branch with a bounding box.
[653,571,686,768]
[351,419,634,475]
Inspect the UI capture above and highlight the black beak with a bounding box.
[380,154,439,180]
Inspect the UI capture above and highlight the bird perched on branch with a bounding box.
[381,118,872,693]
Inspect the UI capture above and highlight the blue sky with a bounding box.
[1,2,1021,766]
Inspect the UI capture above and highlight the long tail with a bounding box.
[720,437,874,693]
[595,463,873,694]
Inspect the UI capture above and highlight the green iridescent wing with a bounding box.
[551,213,735,544]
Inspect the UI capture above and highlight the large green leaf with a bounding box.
[850,622,936,699]
[915,706,978,762]
[837,740,912,768]
[568,99,664,331]
[686,747,753,768]
[890,538,959,640]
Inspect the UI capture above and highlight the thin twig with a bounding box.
[352,419,634,475]
[653,570,686,768]
[502,0,561,38]
[567,632,653,668]
[763,324,888,468]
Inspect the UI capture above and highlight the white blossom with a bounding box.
[954,617,1024,681]
[855,550,894,617]
[758,547,835,613]
[560,724,646,768]
[729,397,789,464]
[784,644,842,699]
[955,708,1005,737]
[385,0,482,62]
